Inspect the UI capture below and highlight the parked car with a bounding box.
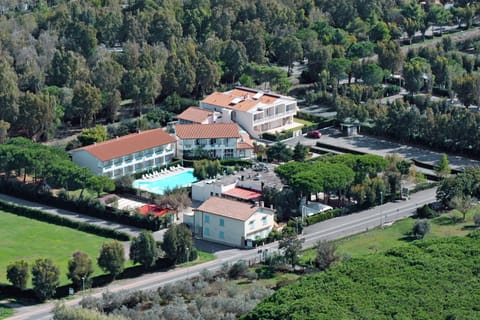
[306,130,322,139]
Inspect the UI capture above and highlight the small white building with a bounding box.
[70,128,176,179]
[174,123,253,159]
[200,87,298,138]
[192,197,275,247]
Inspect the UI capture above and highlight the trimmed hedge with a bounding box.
[0,200,130,241]
[305,209,342,225]
[0,180,160,231]
[261,131,294,141]
[220,159,253,167]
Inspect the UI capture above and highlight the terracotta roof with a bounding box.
[177,106,213,123]
[175,123,241,139]
[201,88,279,112]
[195,197,266,221]
[71,128,176,161]
[237,133,254,149]
[222,187,262,200]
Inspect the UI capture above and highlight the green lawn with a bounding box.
[293,117,315,127]
[0,307,13,319]
[178,250,216,267]
[0,210,115,286]
[301,209,478,263]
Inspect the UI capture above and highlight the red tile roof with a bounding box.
[71,128,176,161]
[175,123,241,139]
[194,197,261,221]
[237,133,254,149]
[222,187,262,200]
[201,88,279,112]
[177,106,213,123]
[138,204,175,218]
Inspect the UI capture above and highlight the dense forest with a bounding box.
[0,0,479,146]
[242,232,480,320]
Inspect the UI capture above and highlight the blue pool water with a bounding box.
[132,169,197,195]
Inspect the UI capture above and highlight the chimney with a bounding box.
[260,201,264,207]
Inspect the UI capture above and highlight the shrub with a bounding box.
[413,219,431,239]
[7,260,29,290]
[473,213,480,227]
[228,260,248,279]
[416,204,439,219]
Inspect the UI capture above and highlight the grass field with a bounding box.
[301,209,478,263]
[0,210,115,286]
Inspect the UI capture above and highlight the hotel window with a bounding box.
[249,220,254,230]
[210,138,216,145]
[204,215,210,224]
[219,231,224,239]
[219,218,224,227]
[155,146,164,153]
[225,149,234,158]
[204,227,210,236]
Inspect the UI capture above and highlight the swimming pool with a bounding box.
[132,169,197,195]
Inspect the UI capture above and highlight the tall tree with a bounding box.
[97,241,125,279]
[376,40,403,74]
[436,153,451,178]
[67,251,94,291]
[16,92,57,141]
[220,40,248,83]
[293,142,309,162]
[130,231,160,269]
[161,223,194,264]
[403,57,432,94]
[71,82,102,127]
[279,232,304,269]
[272,36,303,75]
[32,258,60,301]
[0,57,20,123]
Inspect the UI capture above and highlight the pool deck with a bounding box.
[138,166,192,182]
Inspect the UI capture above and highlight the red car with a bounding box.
[306,130,322,139]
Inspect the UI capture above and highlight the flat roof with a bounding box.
[201,87,295,112]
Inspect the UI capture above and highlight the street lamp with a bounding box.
[81,276,85,292]
[380,191,383,205]
[185,247,189,279]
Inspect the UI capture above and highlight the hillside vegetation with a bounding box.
[242,232,480,320]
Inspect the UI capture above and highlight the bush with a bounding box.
[473,213,480,227]
[413,219,431,239]
[228,260,248,279]
[416,204,439,219]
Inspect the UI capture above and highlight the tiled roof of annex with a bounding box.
[175,123,241,139]
[194,196,271,221]
[71,128,176,161]
[177,106,213,123]
[201,87,290,112]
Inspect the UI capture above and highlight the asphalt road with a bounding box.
[8,187,436,320]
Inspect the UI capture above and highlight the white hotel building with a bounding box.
[200,87,298,138]
[70,128,176,179]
